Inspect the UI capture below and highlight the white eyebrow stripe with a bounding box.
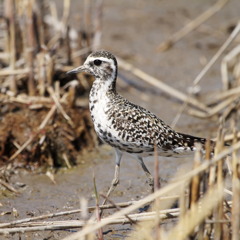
[87,56,116,76]
[88,56,112,63]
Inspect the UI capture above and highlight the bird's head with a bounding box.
[67,51,118,85]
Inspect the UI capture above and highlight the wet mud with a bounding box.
[1,0,240,239]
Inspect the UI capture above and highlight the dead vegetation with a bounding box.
[0,132,240,239]
[0,0,101,168]
[0,0,240,239]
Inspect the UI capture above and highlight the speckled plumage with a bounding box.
[70,51,206,157]
[91,91,207,157]
[67,50,208,194]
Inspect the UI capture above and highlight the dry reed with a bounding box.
[1,1,240,240]
[0,0,101,167]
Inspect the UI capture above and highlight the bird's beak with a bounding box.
[67,65,89,75]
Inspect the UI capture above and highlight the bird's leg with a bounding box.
[137,157,154,192]
[102,149,123,206]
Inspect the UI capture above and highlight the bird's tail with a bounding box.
[177,132,215,152]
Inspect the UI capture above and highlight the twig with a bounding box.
[45,171,56,184]
[0,94,63,105]
[214,127,225,239]
[154,142,160,191]
[9,135,35,161]
[118,57,209,113]
[4,0,17,94]
[188,94,239,118]
[0,209,180,234]
[224,188,233,196]
[62,141,240,239]
[62,153,72,169]
[190,144,201,206]
[93,173,103,240]
[217,132,240,142]
[157,0,229,51]
[26,0,36,96]
[231,128,240,240]
[0,200,234,235]
[0,179,19,193]
[92,0,103,51]
[47,86,74,127]
[0,201,136,228]
[172,21,240,125]
[72,46,93,58]
[154,141,161,239]
[193,21,240,86]
[171,101,188,128]
[38,103,57,130]
[37,52,47,96]
[9,103,57,161]
[221,44,240,90]
[206,86,240,105]
[164,185,224,240]
[221,99,240,121]
[62,0,70,30]
[100,194,136,225]
[206,219,231,224]
[49,1,58,21]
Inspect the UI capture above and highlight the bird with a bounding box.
[67,50,210,199]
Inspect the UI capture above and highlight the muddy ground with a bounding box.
[1,0,240,239]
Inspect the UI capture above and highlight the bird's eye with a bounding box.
[93,59,102,66]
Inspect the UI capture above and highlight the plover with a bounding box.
[67,50,209,197]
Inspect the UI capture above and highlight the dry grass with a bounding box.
[0,0,240,239]
[0,137,239,239]
[0,0,102,168]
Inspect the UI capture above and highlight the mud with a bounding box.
[1,0,240,239]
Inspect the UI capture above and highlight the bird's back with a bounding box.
[95,93,207,157]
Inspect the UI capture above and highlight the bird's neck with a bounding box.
[90,77,117,100]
